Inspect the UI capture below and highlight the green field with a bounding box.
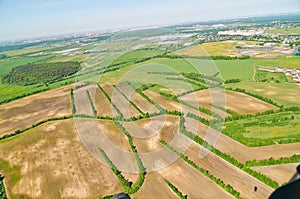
[0,56,52,75]
[225,82,300,106]
[188,58,254,81]
[254,56,300,69]
[223,111,300,146]
[255,70,288,83]
[0,84,48,104]
[265,28,300,35]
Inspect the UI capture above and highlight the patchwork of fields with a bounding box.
[0,34,299,199]
[0,80,298,198]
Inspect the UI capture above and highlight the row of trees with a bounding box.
[245,155,300,167]
[85,90,97,117]
[164,179,188,199]
[226,106,300,122]
[70,89,76,115]
[114,121,146,194]
[161,140,242,199]
[155,53,251,60]
[0,176,7,199]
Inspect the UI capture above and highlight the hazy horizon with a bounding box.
[1,0,300,41]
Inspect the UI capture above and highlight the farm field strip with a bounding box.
[144,90,212,119]
[73,86,95,116]
[158,157,235,199]
[179,88,278,115]
[101,84,141,118]
[114,85,144,115]
[181,142,274,199]
[252,163,299,185]
[116,83,160,114]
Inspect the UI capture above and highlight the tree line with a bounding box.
[164,179,188,199]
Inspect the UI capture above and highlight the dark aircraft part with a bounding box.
[112,192,131,199]
[269,165,300,199]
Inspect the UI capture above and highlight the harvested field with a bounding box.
[100,84,141,118]
[144,90,212,119]
[121,116,180,153]
[144,90,180,111]
[121,115,185,172]
[80,84,117,117]
[158,158,235,199]
[181,141,274,199]
[0,85,71,137]
[116,83,160,114]
[252,163,299,185]
[185,117,300,162]
[180,88,278,115]
[73,85,95,116]
[0,119,122,199]
[131,172,178,199]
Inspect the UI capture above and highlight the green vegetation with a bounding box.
[109,48,164,67]
[2,61,81,86]
[164,179,187,199]
[0,84,49,105]
[113,28,176,39]
[223,111,300,146]
[245,154,300,167]
[0,55,52,75]
[0,175,7,199]
[70,89,76,115]
[161,141,242,199]
[255,70,288,83]
[0,159,20,195]
[265,28,300,35]
[254,56,300,69]
[187,58,255,81]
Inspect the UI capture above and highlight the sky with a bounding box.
[0,0,300,41]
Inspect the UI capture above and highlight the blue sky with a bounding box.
[0,0,299,41]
